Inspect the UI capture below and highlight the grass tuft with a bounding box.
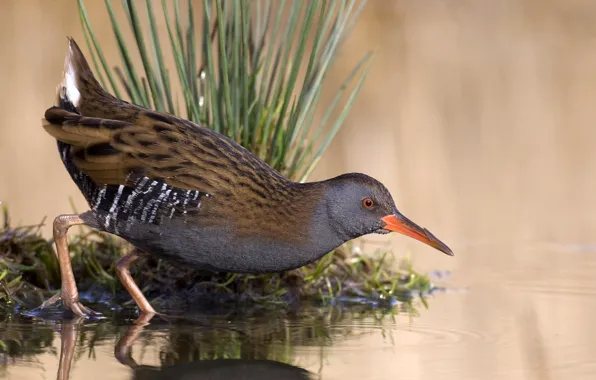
[78,0,372,182]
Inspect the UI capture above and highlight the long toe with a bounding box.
[69,301,99,318]
[40,293,62,309]
[63,298,102,318]
[78,303,101,316]
[68,301,86,318]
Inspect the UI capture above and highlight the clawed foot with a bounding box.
[63,297,101,318]
[39,291,101,318]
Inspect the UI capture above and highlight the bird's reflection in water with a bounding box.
[56,313,314,380]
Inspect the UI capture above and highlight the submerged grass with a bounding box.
[0,205,437,315]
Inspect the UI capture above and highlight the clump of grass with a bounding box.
[0,206,56,310]
[0,206,436,314]
[78,0,372,181]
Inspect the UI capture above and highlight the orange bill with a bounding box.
[381,213,454,256]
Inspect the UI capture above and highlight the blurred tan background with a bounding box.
[3,1,596,380]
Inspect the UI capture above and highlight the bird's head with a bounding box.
[320,173,453,256]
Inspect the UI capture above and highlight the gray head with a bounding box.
[316,173,453,256]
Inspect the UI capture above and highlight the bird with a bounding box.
[40,38,453,317]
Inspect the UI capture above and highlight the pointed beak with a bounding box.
[381,213,454,256]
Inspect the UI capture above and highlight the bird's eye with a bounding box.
[362,197,374,209]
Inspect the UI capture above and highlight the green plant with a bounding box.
[78,0,371,181]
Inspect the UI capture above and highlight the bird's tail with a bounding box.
[55,38,112,113]
[43,38,129,195]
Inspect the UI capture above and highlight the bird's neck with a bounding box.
[290,180,352,255]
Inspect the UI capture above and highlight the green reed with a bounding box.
[78,0,371,181]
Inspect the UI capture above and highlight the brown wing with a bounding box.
[42,107,266,195]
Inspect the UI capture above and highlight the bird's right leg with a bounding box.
[115,249,156,314]
[40,214,99,317]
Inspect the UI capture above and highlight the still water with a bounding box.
[2,1,596,379]
[2,242,596,380]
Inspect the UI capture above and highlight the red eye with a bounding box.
[362,197,374,209]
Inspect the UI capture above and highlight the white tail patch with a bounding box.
[59,44,81,107]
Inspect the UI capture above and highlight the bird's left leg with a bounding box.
[40,214,99,317]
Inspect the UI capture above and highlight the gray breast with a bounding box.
[111,219,339,274]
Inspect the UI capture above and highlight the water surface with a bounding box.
[2,242,595,380]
